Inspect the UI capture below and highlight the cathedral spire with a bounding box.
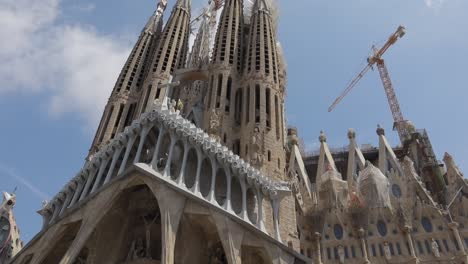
[144,0,168,34]
[87,2,168,158]
[135,0,192,115]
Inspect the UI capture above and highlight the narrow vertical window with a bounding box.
[141,85,152,113]
[124,103,137,128]
[225,77,232,112]
[245,86,250,124]
[266,88,271,128]
[207,76,214,108]
[234,89,242,124]
[216,74,223,108]
[275,95,280,140]
[255,85,260,123]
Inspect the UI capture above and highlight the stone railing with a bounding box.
[38,107,291,241]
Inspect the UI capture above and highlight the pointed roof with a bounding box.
[253,0,271,12]
[175,0,191,9]
[144,0,168,33]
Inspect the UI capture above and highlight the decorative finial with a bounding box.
[376,125,385,136]
[319,131,327,143]
[347,128,356,139]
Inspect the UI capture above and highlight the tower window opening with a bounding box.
[268,151,271,162]
[245,86,250,124]
[245,145,249,156]
[266,88,271,128]
[223,133,227,144]
[111,104,124,138]
[233,140,240,156]
[216,74,223,108]
[275,95,280,140]
[255,85,260,123]
[124,103,137,127]
[207,76,214,108]
[225,77,232,113]
[234,88,242,125]
[141,85,152,113]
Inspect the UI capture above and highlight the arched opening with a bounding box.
[170,140,185,181]
[174,214,227,264]
[200,158,213,197]
[246,188,258,224]
[140,126,160,164]
[155,133,171,172]
[86,185,162,263]
[39,221,82,264]
[241,246,270,264]
[184,148,198,189]
[231,177,242,215]
[215,169,228,206]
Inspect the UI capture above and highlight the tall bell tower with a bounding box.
[88,0,168,158]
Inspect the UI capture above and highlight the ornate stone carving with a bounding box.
[250,126,264,168]
[209,109,221,140]
[383,242,391,260]
[431,238,440,257]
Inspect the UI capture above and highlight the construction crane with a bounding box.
[328,25,408,143]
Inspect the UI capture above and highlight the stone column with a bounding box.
[79,168,98,201]
[134,126,151,163]
[257,190,266,232]
[403,225,417,259]
[272,197,281,242]
[163,135,176,177]
[212,213,245,264]
[104,148,124,184]
[358,228,370,264]
[91,159,109,194]
[448,222,467,254]
[193,148,203,194]
[177,141,189,185]
[314,232,323,264]
[118,135,137,175]
[151,128,165,169]
[69,180,84,208]
[153,187,186,264]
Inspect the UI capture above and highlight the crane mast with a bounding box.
[328,25,409,143]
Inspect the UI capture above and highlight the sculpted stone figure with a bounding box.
[250,126,264,167]
[431,238,440,257]
[337,245,345,263]
[383,242,391,260]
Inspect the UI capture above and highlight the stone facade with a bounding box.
[9,0,468,263]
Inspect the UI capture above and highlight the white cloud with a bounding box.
[424,0,446,9]
[0,0,131,128]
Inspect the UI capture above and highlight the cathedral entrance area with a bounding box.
[84,185,163,264]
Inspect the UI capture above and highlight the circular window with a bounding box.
[334,224,344,240]
[377,220,387,236]
[421,217,433,233]
[392,184,402,198]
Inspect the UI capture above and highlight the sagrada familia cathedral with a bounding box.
[4,0,468,263]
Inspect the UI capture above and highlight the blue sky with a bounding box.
[0,0,467,243]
